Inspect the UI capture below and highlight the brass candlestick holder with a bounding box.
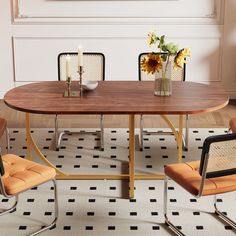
[64,76,78,97]
[63,66,84,97]
[78,65,84,97]
[66,76,71,96]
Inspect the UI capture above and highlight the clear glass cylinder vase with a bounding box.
[154,77,172,96]
[154,61,172,96]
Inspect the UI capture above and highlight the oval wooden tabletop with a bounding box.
[4,81,229,115]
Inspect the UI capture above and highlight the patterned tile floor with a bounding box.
[0,128,235,235]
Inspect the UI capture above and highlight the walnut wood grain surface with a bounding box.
[4,81,229,115]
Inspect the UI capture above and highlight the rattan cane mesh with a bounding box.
[207,140,236,173]
[139,54,185,81]
[59,53,104,81]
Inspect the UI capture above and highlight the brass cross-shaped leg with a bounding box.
[129,114,135,199]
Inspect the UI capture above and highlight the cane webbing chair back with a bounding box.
[58,52,105,82]
[138,53,186,82]
[200,133,236,179]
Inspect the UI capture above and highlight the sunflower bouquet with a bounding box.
[141,31,190,96]
[141,31,190,76]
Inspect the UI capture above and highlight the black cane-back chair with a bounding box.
[56,52,105,150]
[138,52,189,151]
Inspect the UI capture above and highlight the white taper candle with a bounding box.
[78,45,83,67]
[65,55,71,79]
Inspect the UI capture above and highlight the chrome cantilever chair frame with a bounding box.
[0,148,59,236]
[138,52,189,151]
[5,128,10,153]
[56,52,105,151]
[164,133,236,235]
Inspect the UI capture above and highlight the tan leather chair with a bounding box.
[138,53,189,151]
[164,133,236,235]
[0,149,58,234]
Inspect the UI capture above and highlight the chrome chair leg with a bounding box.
[0,195,18,216]
[184,115,189,151]
[57,131,66,149]
[164,176,185,236]
[164,176,168,220]
[140,114,187,152]
[181,134,186,152]
[6,128,10,153]
[30,179,58,236]
[214,195,236,229]
[54,115,59,150]
[54,115,66,150]
[55,114,104,151]
[100,115,104,151]
[139,115,144,151]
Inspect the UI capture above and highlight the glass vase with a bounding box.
[154,77,172,96]
[154,59,172,96]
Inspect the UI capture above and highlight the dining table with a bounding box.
[4,81,229,198]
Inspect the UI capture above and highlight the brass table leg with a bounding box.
[25,113,66,175]
[129,114,135,199]
[160,114,183,163]
[24,112,135,181]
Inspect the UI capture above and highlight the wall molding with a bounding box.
[13,35,222,84]
[12,0,224,25]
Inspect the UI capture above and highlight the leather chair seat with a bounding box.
[2,154,56,195]
[0,118,7,138]
[229,117,236,133]
[165,160,236,196]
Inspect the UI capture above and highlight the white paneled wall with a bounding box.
[1,0,236,97]
[14,36,221,83]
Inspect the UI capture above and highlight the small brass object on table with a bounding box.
[78,65,84,97]
[63,76,80,97]
[64,76,71,97]
[63,65,85,97]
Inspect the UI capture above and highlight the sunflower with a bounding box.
[141,54,163,74]
[174,48,190,70]
[147,32,156,47]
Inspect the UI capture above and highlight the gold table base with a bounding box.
[25,113,183,199]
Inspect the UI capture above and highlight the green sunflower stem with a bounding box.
[162,54,170,96]
[163,54,170,79]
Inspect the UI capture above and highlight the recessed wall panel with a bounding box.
[14,37,221,83]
